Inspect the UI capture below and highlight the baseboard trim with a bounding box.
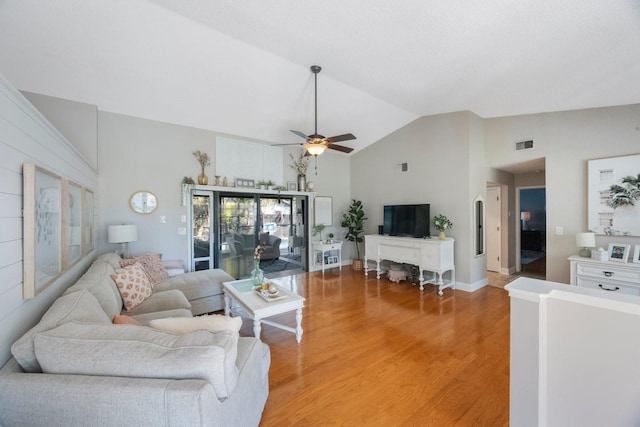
[455,278,488,293]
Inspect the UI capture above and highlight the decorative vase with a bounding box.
[439,231,446,240]
[197,167,208,185]
[297,175,307,192]
[251,261,264,287]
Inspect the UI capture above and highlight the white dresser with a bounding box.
[568,255,640,295]
[364,235,455,295]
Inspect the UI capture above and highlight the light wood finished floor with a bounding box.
[241,267,511,426]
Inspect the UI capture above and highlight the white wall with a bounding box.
[97,111,353,266]
[485,104,640,282]
[350,111,478,287]
[0,75,98,366]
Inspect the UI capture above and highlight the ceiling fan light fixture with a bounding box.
[304,142,328,156]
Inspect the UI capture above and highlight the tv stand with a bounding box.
[363,235,455,296]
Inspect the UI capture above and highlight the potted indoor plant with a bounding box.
[433,214,453,240]
[312,223,326,241]
[341,199,367,270]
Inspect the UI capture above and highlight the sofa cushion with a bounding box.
[111,262,153,311]
[125,289,191,316]
[121,253,168,286]
[150,315,242,335]
[154,268,233,302]
[11,289,111,372]
[65,260,123,318]
[94,251,124,271]
[33,322,240,400]
[129,308,194,326]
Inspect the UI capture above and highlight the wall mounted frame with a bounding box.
[314,196,332,226]
[23,164,63,298]
[588,153,640,236]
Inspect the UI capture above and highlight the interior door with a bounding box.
[486,186,501,272]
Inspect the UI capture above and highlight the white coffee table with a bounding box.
[222,278,305,343]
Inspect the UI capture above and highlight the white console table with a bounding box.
[312,241,342,275]
[364,235,455,295]
[568,255,640,295]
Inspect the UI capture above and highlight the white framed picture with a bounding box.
[633,245,640,263]
[608,243,631,262]
[287,181,297,191]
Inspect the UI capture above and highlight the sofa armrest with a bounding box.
[0,372,219,427]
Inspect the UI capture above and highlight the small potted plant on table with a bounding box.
[433,214,453,240]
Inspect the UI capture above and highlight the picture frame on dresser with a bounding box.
[633,245,640,263]
[608,243,630,262]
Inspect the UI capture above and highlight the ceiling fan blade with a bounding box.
[327,144,354,153]
[290,130,309,140]
[326,133,356,143]
[271,143,303,146]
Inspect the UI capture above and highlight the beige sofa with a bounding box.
[0,252,271,427]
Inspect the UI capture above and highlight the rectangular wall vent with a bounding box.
[515,139,535,151]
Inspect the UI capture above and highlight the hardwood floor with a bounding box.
[244,267,511,426]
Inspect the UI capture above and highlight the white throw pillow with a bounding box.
[149,315,242,335]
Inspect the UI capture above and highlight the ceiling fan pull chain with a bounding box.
[314,156,318,175]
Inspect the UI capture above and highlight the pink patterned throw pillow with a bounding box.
[120,253,168,286]
[110,262,153,311]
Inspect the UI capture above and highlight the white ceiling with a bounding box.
[0,0,638,155]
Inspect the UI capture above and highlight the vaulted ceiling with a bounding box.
[0,0,638,154]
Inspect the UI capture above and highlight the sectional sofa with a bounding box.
[0,252,271,427]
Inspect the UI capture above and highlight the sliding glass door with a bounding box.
[219,195,257,278]
[189,189,308,277]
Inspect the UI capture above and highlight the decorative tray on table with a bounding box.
[255,289,287,302]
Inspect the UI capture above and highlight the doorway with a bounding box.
[189,190,307,278]
[518,187,546,278]
[486,186,502,272]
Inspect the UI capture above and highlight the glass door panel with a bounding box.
[259,197,292,258]
[219,196,257,279]
[192,192,213,271]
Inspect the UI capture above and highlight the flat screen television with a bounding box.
[383,204,430,238]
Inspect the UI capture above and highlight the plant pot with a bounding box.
[438,231,446,240]
[352,259,364,271]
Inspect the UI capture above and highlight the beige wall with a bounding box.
[485,104,640,282]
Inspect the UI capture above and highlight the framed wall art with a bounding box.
[588,153,640,236]
[23,163,63,299]
[83,188,94,255]
[633,245,640,263]
[63,180,83,269]
[287,181,298,191]
[314,196,332,226]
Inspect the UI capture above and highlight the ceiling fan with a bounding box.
[275,65,356,156]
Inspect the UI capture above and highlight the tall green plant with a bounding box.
[341,200,367,259]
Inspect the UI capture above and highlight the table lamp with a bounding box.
[576,232,596,258]
[108,224,138,257]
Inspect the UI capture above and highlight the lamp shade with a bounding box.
[108,225,138,243]
[576,232,596,248]
[305,142,327,156]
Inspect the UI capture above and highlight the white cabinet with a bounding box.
[569,255,640,296]
[364,235,455,295]
[312,241,342,275]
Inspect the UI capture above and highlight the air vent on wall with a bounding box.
[515,139,535,151]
